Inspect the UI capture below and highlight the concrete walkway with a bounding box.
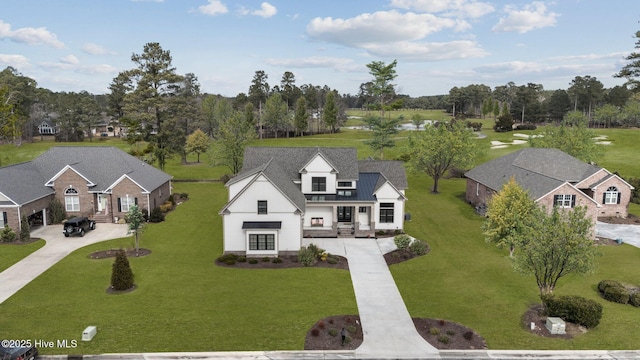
[304,237,438,358]
[596,221,640,248]
[0,223,129,304]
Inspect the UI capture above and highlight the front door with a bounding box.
[97,194,108,213]
[337,206,352,222]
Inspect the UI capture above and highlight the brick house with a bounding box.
[465,148,634,231]
[0,147,172,232]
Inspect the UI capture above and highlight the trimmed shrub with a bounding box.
[327,258,338,265]
[463,331,474,340]
[438,319,446,326]
[20,215,30,241]
[328,319,334,325]
[272,257,283,263]
[541,294,603,328]
[307,243,325,259]
[261,256,270,262]
[168,194,176,206]
[179,192,189,200]
[317,321,325,329]
[328,328,338,337]
[344,336,352,345]
[515,124,537,130]
[248,258,259,264]
[110,250,134,291]
[237,256,247,263]
[429,327,440,335]
[629,292,640,307]
[1,226,17,242]
[347,325,357,334]
[409,239,429,256]
[446,330,455,336]
[298,246,317,267]
[149,207,165,223]
[602,285,630,304]
[159,201,173,213]
[394,234,412,249]
[438,335,450,344]
[216,254,238,263]
[224,259,236,265]
[311,328,320,337]
[598,279,622,293]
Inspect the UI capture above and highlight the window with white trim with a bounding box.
[604,186,619,204]
[0,212,6,227]
[553,194,575,208]
[249,234,275,250]
[65,188,80,212]
[119,195,137,212]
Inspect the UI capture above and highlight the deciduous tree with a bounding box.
[513,206,599,295]
[208,111,256,174]
[263,93,288,138]
[185,128,210,163]
[126,205,145,257]
[405,121,478,193]
[293,97,308,136]
[483,178,538,257]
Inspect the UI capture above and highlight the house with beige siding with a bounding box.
[220,147,408,256]
[465,148,634,232]
[0,147,172,233]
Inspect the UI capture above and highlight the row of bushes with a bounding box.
[541,294,603,329]
[394,234,429,256]
[597,280,640,306]
[216,253,284,265]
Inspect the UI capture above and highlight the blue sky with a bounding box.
[1,0,638,97]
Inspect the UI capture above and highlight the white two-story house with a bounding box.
[219,147,408,257]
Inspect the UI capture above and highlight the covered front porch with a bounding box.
[303,203,375,238]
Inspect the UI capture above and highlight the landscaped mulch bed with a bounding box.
[412,318,487,350]
[0,237,42,245]
[304,315,363,350]
[598,214,640,225]
[384,246,430,266]
[215,254,349,270]
[89,248,152,259]
[522,304,586,339]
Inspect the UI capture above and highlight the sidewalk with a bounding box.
[0,224,129,305]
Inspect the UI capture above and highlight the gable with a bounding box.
[374,181,406,200]
[46,165,95,187]
[301,153,336,174]
[536,182,599,208]
[223,174,299,214]
[575,168,610,189]
[106,175,148,194]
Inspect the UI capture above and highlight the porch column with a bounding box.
[332,205,338,232]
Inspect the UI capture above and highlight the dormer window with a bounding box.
[312,177,326,192]
[337,181,352,188]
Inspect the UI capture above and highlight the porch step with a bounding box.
[91,214,112,223]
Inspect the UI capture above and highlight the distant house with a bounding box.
[465,148,634,229]
[220,147,408,256]
[37,118,57,135]
[0,147,172,232]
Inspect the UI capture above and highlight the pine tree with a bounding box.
[20,215,30,241]
[111,250,135,291]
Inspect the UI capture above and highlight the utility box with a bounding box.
[545,317,566,334]
[82,326,97,341]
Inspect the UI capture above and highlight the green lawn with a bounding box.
[0,240,45,272]
[1,124,640,352]
[0,182,357,354]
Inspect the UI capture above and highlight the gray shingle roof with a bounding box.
[0,162,53,205]
[243,147,359,180]
[33,147,172,193]
[358,160,408,190]
[0,147,171,206]
[465,148,601,199]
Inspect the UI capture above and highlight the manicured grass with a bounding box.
[346,109,451,125]
[0,182,357,354]
[0,240,45,272]
[394,173,640,349]
[1,124,640,352]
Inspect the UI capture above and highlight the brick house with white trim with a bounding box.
[465,148,634,232]
[0,147,172,232]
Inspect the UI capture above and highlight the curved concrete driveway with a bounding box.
[0,223,130,304]
[596,221,640,248]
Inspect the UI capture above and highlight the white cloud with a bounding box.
[252,2,277,18]
[265,56,360,72]
[364,40,488,61]
[239,2,277,18]
[0,20,64,48]
[198,0,228,16]
[389,0,494,18]
[492,2,559,33]
[82,43,115,55]
[308,10,469,47]
[0,54,30,68]
[60,54,79,65]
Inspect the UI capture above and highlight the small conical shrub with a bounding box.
[111,250,134,291]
